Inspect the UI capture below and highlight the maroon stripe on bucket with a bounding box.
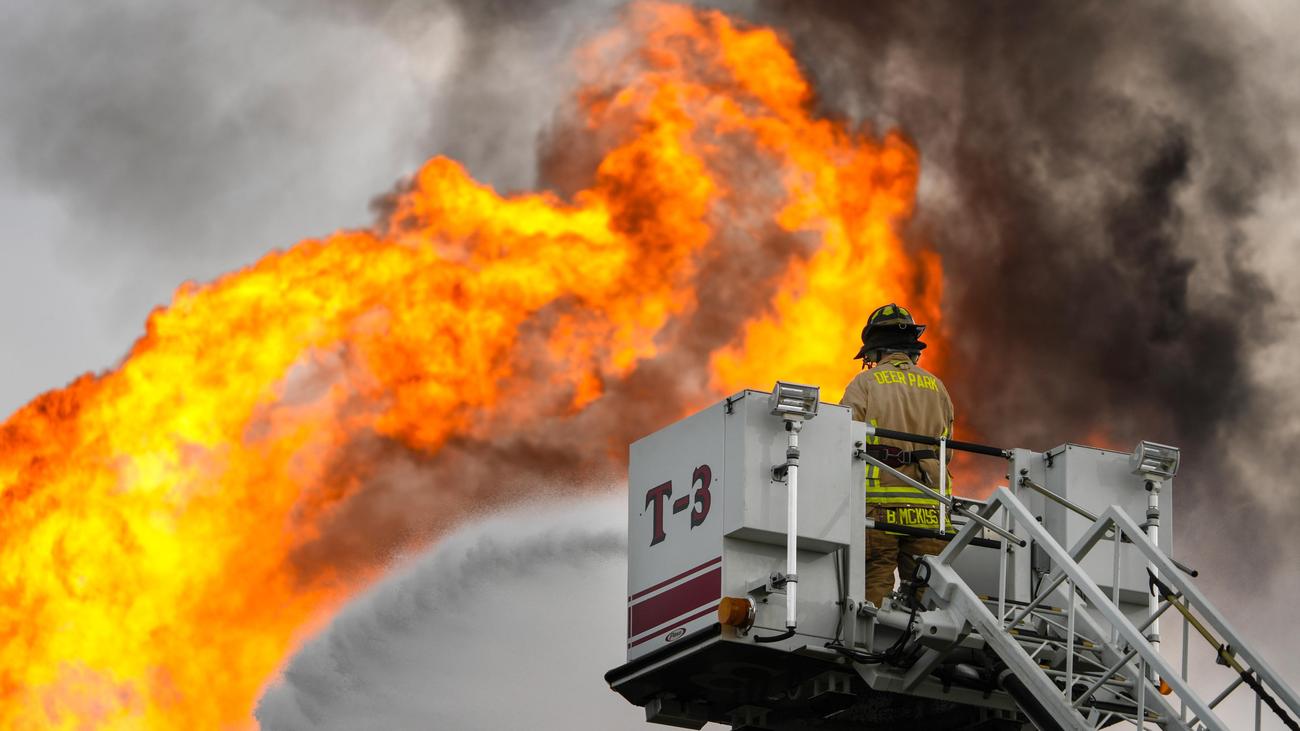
[627,603,719,649]
[629,556,721,602]
[628,566,721,638]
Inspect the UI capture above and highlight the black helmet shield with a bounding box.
[854,303,927,360]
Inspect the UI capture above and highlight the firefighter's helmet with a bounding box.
[855,303,927,361]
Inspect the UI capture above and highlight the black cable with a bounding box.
[825,545,888,663]
[871,559,931,668]
[824,555,937,668]
[826,642,885,664]
[1241,670,1300,731]
[753,628,796,644]
[831,546,846,646]
[1148,570,1299,731]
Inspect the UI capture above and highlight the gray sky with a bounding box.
[2,0,1298,728]
[0,0,449,415]
[0,0,588,417]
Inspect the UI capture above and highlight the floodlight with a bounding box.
[1130,441,1180,480]
[769,381,820,421]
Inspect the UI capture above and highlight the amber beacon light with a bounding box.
[718,596,756,630]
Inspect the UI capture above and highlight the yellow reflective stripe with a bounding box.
[868,496,941,504]
[867,477,939,507]
[868,481,930,491]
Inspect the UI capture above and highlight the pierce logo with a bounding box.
[644,464,713,546]
[665,627,687,642]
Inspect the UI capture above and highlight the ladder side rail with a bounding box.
[932,505,1178,730]
[1018,554,1190,729]
[1186,673,1255,730]
[924,556,1094,731]
[936,493,1186,729]
[931,508,1098,729]
[1047,504,1275,731]
[1052,591,1178,723]
[937,496,1156,720]
[1098,505,1300,720]
[1045,490,1299,724]
[1000,505,1127,635]
[984,488,1226,731]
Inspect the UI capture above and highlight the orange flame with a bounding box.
[0,3,942,728]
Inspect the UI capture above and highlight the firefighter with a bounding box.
[839,303,954,607]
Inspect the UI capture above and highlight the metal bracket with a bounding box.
[748,574,797,598]
[769,571,797,591]
[725,394,742,415]
[915,607,967,649]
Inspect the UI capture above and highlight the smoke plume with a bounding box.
[4,0,1299,727]
[274,2,1300,717]
[274,2,1300,725]
[746,0,1300,567]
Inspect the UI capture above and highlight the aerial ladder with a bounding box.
[605,383,1300,730]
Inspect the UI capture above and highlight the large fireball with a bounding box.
[0,3,943,728]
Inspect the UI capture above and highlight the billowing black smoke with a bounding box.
[288,0,1300,581]
[745,1,1295,541]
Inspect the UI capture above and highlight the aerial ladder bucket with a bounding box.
[605,383,1300,731]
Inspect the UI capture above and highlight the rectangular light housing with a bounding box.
[1130,440,1180,479]
[769,381,820,421]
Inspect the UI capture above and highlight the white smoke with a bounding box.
[255,493,650,731]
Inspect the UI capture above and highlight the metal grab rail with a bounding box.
[1075,506,1300,730]
[1018,475,1200,579]
[862,424,1009,458]
[935,488,1197,730]
[934,487,1300,731]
